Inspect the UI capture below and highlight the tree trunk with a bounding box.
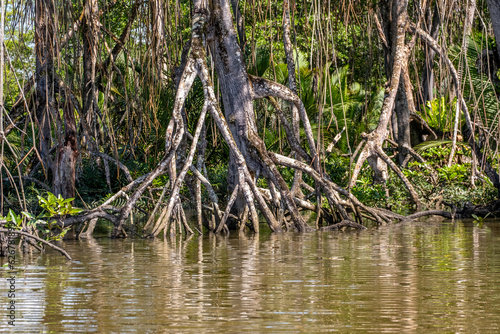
[379,0,411,166]
[208,0,259,220]
[282,0,304,197]
[151,0,167,78]
[82,0,100,149]
[350,0,422,208]
[448,0,476,166]
[417,5,440,110]
[53,94,78,199]
[35,0,56,171]
[229,0,246,51]
[487,0,500,60]
[395,82,411,166]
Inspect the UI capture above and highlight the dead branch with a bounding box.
[0,228,72,260]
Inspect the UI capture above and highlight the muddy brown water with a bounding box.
[2,219,500,333]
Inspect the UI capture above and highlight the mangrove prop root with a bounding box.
[55,1,465,237]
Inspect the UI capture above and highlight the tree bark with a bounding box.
[282,0,304,197]
[395,82,411,166]
[367,0,409,142]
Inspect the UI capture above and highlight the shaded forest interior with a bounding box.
[2,0,500,256]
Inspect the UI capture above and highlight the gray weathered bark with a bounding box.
[151,0,167,78]
[395,82,411,166]
[282,0,304,197]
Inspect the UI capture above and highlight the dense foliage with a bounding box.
[1,0,499,242]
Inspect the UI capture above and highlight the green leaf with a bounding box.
[69,208,83,215]
[110,86,123,97]
[8,209,22,226]
[22,211,35,220]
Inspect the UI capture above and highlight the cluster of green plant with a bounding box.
[421,97,457,133]
[343,30,500,214]
[472,213,491,227]
[323,154,350,187]
[1,192,82,241]
[351,178,388,208]
[204,163,229,201]
[346,141,496,214]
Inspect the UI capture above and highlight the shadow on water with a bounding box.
[2,219,500,333]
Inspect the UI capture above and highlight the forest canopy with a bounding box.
[1,0,500,248]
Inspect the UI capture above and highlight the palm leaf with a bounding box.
[448,34,500,141]
[414,140,468,153]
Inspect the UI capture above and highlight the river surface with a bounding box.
[2,219,500,333]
